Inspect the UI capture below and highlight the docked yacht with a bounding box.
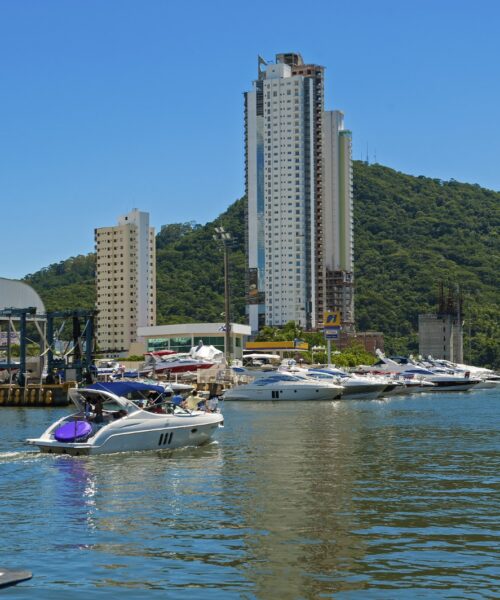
[422,358,500,390]
[222,372,343,401]
[26,381,223,456]
[306,368,390,400]
[360,353,481,392]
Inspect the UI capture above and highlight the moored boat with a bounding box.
[306,368,390,400]
[222,372,343,401]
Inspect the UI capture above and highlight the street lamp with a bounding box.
[311,345,325,365]
[213,226,232,362]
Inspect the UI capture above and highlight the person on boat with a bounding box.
[207,395,219,413]
[172,393,185,408]
[197,398,208,411]
[93,397,104,424]
[185,390,199,410]
[146,391,169,413]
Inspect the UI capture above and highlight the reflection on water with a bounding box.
[0,391,499,598]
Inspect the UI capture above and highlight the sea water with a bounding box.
[0,389,499,599]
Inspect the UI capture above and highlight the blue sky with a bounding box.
[1,0,499,279]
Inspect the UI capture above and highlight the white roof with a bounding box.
[138,322,251,338]
[0,278,45,314]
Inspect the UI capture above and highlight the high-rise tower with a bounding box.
[95,209,156,354]
[245,53,353,334]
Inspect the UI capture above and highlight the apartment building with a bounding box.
[95,209,156,354]
[245,52,354,334]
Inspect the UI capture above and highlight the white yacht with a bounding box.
[222,372,343,401]
[306,368,390,400]
[361,354,481,392]
[27,381,223,456]
[423,358,500,389]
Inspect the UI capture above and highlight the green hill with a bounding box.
[23,162,500,368]
[23,254,96,312]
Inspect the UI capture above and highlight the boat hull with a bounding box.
[340,385,387,400]
[28,417,223,456]
[425,380,481,392]
[474,380,500,390]
[224,386,342,401]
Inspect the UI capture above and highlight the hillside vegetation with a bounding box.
[23,162,500,368]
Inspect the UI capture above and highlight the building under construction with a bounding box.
[418,284,463,362]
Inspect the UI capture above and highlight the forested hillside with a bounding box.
[23,162,500,368]
[24,254,96,311]
[354,162,499,367]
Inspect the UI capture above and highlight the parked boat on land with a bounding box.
[139,344,223,376]
[26,381,223,455]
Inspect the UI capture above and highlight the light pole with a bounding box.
[213,226,232,362]
[311,345,325,365]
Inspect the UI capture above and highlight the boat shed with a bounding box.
[0,278,45,315]
[0,277,46,346]
[136,323,252,358]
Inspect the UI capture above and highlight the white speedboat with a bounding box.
[26,381,223,456]
[222,372,343,401]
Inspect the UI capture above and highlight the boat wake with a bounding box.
[0,450,42,463]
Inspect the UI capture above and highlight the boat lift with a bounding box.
[45,309,97,383]
[0,307,97,386]
[0,307,37,386]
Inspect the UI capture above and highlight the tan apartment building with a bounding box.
[95,209,156,355]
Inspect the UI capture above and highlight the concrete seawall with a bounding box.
[0,384,73,407]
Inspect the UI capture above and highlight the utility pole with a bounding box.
[213,227,232,362]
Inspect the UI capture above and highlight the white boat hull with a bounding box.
[474,380,500,390]
[396,384,436,395]
[28,416,223,456]
[224,386,341,401]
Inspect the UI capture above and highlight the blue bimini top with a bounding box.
[87,381,165,396]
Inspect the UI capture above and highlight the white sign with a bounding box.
[325,330,340,340]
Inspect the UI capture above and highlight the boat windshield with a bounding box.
[403,368,434,376]
[307,372,342,381]
[253,374,305,385]
[309,368,347,378]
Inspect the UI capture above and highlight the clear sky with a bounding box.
[1,0,499,279]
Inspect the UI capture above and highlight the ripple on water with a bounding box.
[0,392,498,598]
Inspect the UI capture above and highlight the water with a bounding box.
[1,390,499,599]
